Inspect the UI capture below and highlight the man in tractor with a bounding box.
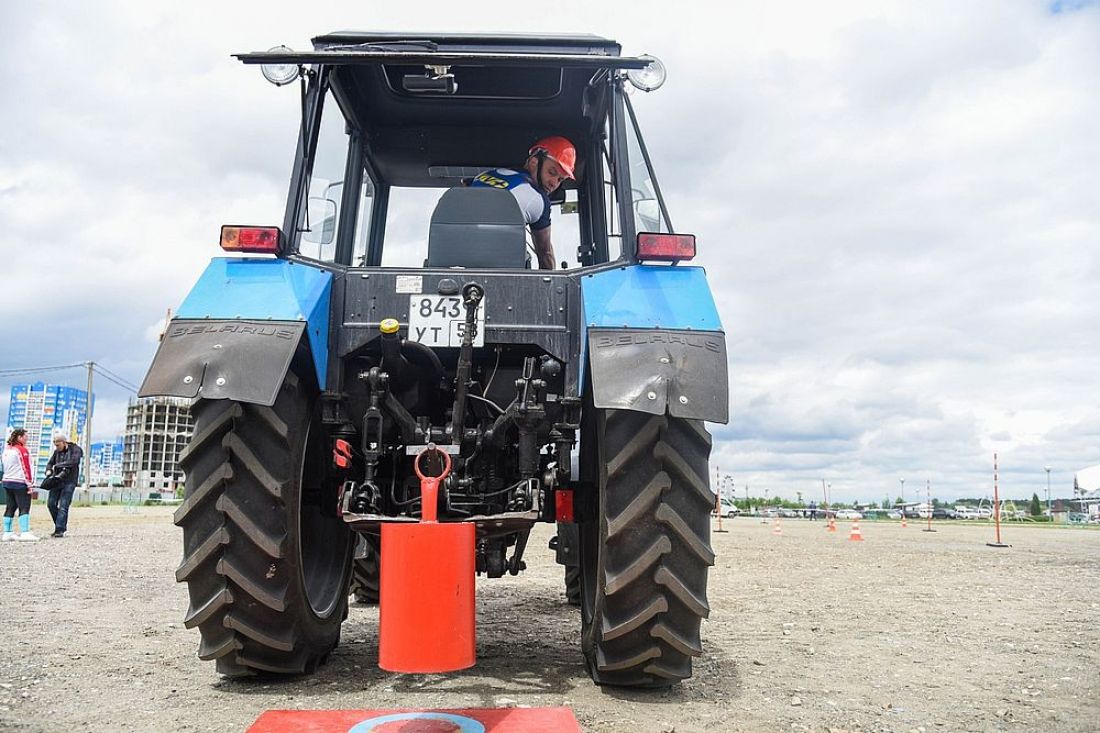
[469,136,576,270]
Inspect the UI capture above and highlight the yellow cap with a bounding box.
[379,318,400,334]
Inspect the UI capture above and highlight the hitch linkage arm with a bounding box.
[449,283,484,446]
[483,356,547,479]
[348,367,427,514]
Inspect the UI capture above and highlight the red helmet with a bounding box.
[529,136,576,179]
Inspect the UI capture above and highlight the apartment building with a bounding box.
[121,397,193,493]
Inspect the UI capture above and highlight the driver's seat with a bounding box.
[426,187,528,268]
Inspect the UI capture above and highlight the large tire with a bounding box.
[564,565,581,606]
[578,409,714,687]
[349,536,380,604]
[555,523,582,606]
[173,370,352,676]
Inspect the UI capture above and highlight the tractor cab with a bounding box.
[235,32,676,271]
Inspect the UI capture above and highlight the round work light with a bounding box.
[261,45,300,87]
[626,54,667,92]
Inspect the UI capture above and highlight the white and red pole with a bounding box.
[714,466,727,533]
[988,452,1009,548]
[922,479,936,533]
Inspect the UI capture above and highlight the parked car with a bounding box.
[931,508,958,520]
[835,509,863,520]
[712,497,740,518]
[887,509,903,519]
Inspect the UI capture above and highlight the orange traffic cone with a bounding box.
[901,515,908,528]
[772,518,783,536]
[848,520,864,542]
[827,516,837,532]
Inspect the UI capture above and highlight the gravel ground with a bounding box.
[0,506,1097,732]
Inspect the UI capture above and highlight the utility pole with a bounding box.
[84,361,94,496]
[1044,466,1052,520]
[900,477,907,527]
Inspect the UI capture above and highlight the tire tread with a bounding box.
[582,410,714,687]
[174,381,349,678]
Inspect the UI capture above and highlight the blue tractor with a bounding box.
[141,31,728,687]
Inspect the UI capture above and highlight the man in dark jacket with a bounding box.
[45,432,82,538]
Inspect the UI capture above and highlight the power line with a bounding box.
[0,363,87,377]
[92,363,139,389]
[91,369,139,394]
[91,364,140,393]
[0,361,140,394]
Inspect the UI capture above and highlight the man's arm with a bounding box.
[532,226,556,270]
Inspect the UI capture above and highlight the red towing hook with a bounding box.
[378,445,476,673]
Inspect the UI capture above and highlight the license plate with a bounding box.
[407,294,486,347]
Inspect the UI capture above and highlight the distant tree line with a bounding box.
[719,492,1053,513]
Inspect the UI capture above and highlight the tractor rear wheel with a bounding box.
[349,536,380,604]
[553,523,582,606]
[578,408,715,687]
[174,370,352,676]
[564,565,582,606]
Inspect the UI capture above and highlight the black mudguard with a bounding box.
[587,327,728,423]
[139,319,306,406]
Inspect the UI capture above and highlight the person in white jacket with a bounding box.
[2,428,39,541]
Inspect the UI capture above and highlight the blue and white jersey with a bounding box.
[469,168,551,231]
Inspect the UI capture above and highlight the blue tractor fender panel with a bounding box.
[139,258,332,404]
[580,265,723,331]
[580,265,728,423]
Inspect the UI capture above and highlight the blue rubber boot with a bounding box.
[2,516,11,533]
[19,514,30,533]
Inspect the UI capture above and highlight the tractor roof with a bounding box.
[236,33,653,187]
[236,31,647,72]
[311,31,624,56]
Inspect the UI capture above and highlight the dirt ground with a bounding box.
[0,506,1096,733]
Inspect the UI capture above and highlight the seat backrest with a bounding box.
[427,187,528,268]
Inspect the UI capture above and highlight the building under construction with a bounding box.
[121,397,193,494]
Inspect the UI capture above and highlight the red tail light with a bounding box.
[636,232,696,262]
[220,225,282,254]
[555,489,575,523]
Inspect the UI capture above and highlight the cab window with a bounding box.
[623,99,671,236]
[378,184,582,270]
[297,92,350,261]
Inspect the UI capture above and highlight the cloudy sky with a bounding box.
[2,1,1097,503]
